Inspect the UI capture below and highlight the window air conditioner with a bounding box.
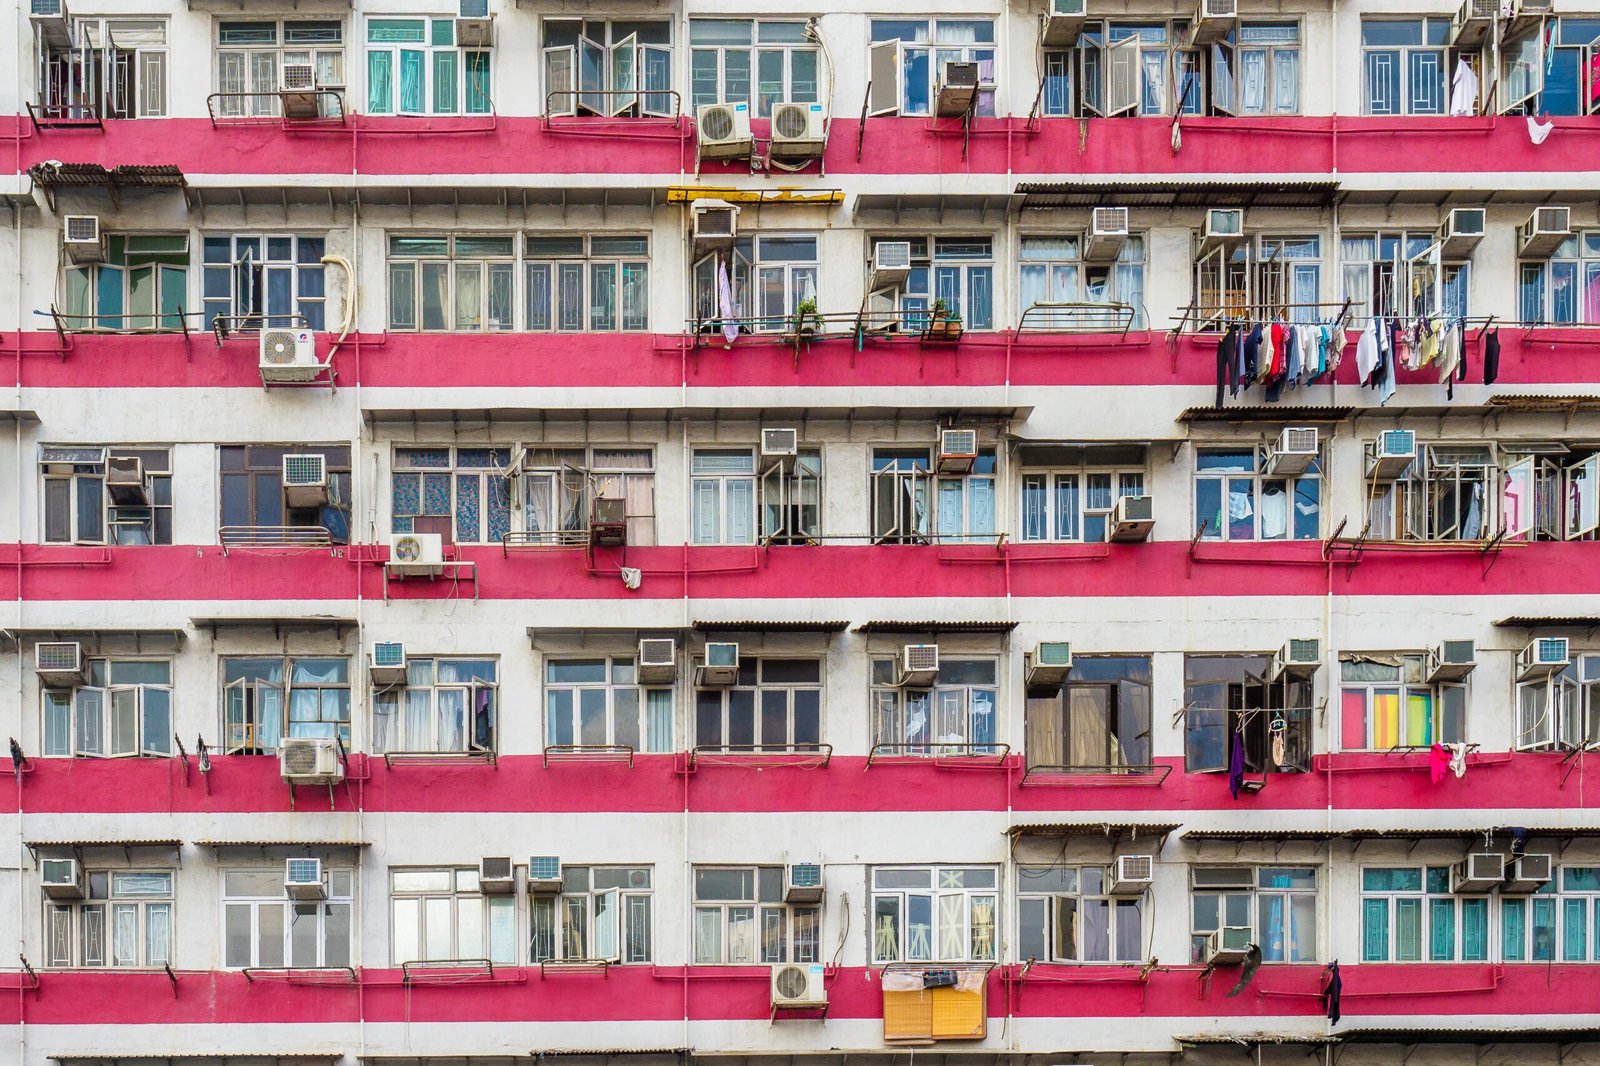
[284,857,327,900]
[935,60,981,117]
[1199,209,1245,254]
[279,62,321,119]
[769,101,826,160]
[1110,854,1154,895]
[1426,639,1477,682]
[637,638,678,683]
[896,644,940,687]
[1514,0,1553,15]
[692,201,739,242]
[870,241,913,291]
[105,455,148,505]
[1084,207,1130,262]
[279,737,345,786]
[1503,853,1554,893]
[63,215,105,264]
[696,642,741,686]
[1520,206,1573,258]
[1437,207,1486,258]
[259,328,321,383]
[1451,852,1505,893]
[1203,925,1253,965]
[1267,638,1321,681]
[761,427,800,463]
[35,641,86,685]
[528,855,564,894]
[1518,636,1569,680]
[41,858,85,900]
[1187,0,1238,45]
[369,641,407,687]
[479,856,516,895]
[454,15,494,48]
[1026,642,1074,687]
[938,428,979,473]
[1265,427,1319,477]
[771,962,828,1009]
[387,532,444,576]
[1042,0,1086,46]
[696,102,754,161]
[1450,0,1500,48]
[282,453,330,508]
[785,862,824,903]
[1366,430,1417,481]
[590,496,627,546]
[1109,494,1155,542]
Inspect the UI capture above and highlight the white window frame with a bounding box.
[45,870,173,968]
[544,655,674,753]
[222,655,351,755]
[386,234,515,333]
[523,234,650,332]
[1520,231,1600,327]
[202,233,328,333]
[1516,653,1600,752]
[1193,444,1321,542]
[1359,17,1453,117]
[1367,443,1497,543]
[691,448,758,545]
[365,16,491,116]
[1338,655,1467,752]
[43,657,173,759]
[69,17,168,119]
[1016,864,1143,964]
[62,234,190,334]
[692,656,824,752]
[222,866,355,969]
[542,17,672,118]
[373,657,498,755]
[866,19,997,117]
[41,445,172,547]
[870,865,998,964]
[391,445,513,545]
[214,19,344,118]
[1019,464,1144,543]
[1018,233,1148,330]
[1191,865,1317,963]
[1501,866,1600,962]
[691,865,821,964]
[390,867,518,965]
[529,865,653,964]
[688,19,818,116]
[1359,865,1488,963]
[869,656,999,755]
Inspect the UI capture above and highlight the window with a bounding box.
[1516,653,1600,752]
[1184,654,1313,774]
[545,657,673,753]
[1361,18,1450,115]
[202,234,327,332]
[691,449,757,544]
[223,867,353,968]
[220,445,352,543]
[692,235,819,334]
[529,865,653,963]
[870,446,998,544]
[1340,656,1466,751]
[518,446,656,546]
[1520,232,1600,326]
[43,658,172,759]
[387,235,514,332]
[374,658,497,754]
[868,19,995,117]
[41,446,171,546]
[55,18,168,119]
[525,235,649,332]
[1193,445,1320,542]
[692,866,820,964]
[391,447,511,546]
[223,656,350,755]
[543,18,671,117]
[1191,866,1316,963]
[1541,18,1600,116]
[63,235,188,333]
[1361,866,1488,962]
[871,866,997,963]
[761,449,821,545]
[46,871,172,968]
[1018,444,1145,543]
[1342,231,1469,326]
[392,867,517,965]
[1503,867,1600,962]
[1018,235,1146,329]
[367,17,490,115]
[867,237,993,332]
[690,20,817,116]
[1213,22,1302,116]
[215,20,343,118]
[1365,444,1496,542]
[694,657,821,752]
[871,656,996,754]
[1194,235,1322,325]
[1024,656,1151,772]
[1017,865,1143,963]
[1501,445,1600,543]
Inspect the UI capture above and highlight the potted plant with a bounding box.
[930,298,962,339]
[793,298,821,336]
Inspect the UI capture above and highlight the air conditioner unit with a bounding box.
[785,862,824,903]
[896,644,940,687]
[1451,852,1505,893]
[1268,638,1321,681]
[590,496,627,546]
[279,737,345,786]
[1366,430,1417,481]
[935,60,981,117]
[870,241,913,290]
[771,962,827,1009]
[637,638,678,683]
[282,453,329,508]
[104,455,148,505]
[41,858,85,900]
[1450,0,1499,47]
[691,200,740,257]
[1520,206,1573,258]
[284,857,327,900]
[1110,494,1155,543]
[1518,636,1569,680]
[769,101,826,160]
[29,0,69,39]
[1265,427,1319,476]
[1426,640,1477,682]
[1110,854,1154,895]
[479,856,516,895]
[1203,925,1253,965]
[761,427,800,464]
[259,328,320,383]
[1437,207,1486,258]
[938,428,979,473]
[696,642,741,686]
[1042,0,1087,46]
[35,641,85,685]
[369,642,407,686]
[1026,642,1074,687]
[1187,0,1238,45]
[279,62,321,119]
[696,102,754,161]
[1513,0,1553,16]
[454,15,494,48]
[1199,208,1245,253]
[1503,853,1554,893]
[387,532,444,576]
[63,215,105,264]
[1083,207,1130,262]
[527,855,563,894]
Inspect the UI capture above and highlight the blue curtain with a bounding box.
[1361,898,1388,961]
[368,51,392,113]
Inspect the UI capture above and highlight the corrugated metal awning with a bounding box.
[1184,829,1339,842]
[855,621,1018,634]
[1345,827,1600,840]
[29,162,187,188]
[196,840,367,849]
[27,838,182,849]
[1180,406,1355,424]
[50,1056,340,1064]
[1486,394,1600,412]
[1016,178,1338,210]
[190,615,359,637]
[692,620,850,633]
[3,627,186,651]
[1494,616,1600,628]
[1175,1034,1339,1046]
[1009,821,1179,840]
[1336,1026,1598,1044]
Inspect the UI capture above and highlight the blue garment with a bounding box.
[1228,730,1246,799]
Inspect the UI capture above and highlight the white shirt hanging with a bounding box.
[1450,57,1479,116]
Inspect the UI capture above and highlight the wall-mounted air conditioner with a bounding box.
[697,642,740,686]
[761,428,800,464]
[282,453,329,508]
[1042,0,1087,46]
[41,858,85,900]
[1026,642,1073,687]
[479,856,516,895]
[1267,638,1320,681]
[1502,853,1553,893]
[1451,852,1505,893]
[771,961,827,1009]
[1110,854,1154,895]
[1518,637,1569,680]
[590,497,627,546]
[691,200,740,256]
[938,428,979,473]
[284,857,327,900]
[454,15,494,48]
[1520,206,1572,258]
[104,455,148,505]
[1265,427,1319,477]
[1084,207,1129,262]
[1110,494,1155,542]
[769,101,826,160]
[785,862,824,903]
[1437,207,1486,258]
[1203,925,1253,965]
[388,532,444,576]
[35,642,85,686]
[870,241,913,291]
[259,328,320,383]
[1366,430,1417,481]
[527,856,563,894]
[637,638,678,683]
[280,62,321,119]
[279,737,344,786]
[1426,640,1477,681]
[1199,209,1244,254]
[696,102,754,161]
[934,61,980,117]
[63,215,105,264]
[1187,0,1238,45]
[369,642,407,686]
[1450,0,1499,48]
[896,644,940,687]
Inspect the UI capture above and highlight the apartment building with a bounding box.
[2,0,1600,1063]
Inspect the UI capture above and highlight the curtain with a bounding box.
[1502,898,1526,960]
[970,897,995,959]
[465,51,490,113]
[1081,897,1110,961]
[1239,48,1267,113]
[1024,695,1062,769]
[969,477,996,536]
[938,479,964,539]
[726,478,755,543]
[1462,897,1488,960]
[645,689,672,752]
[146,903,171,964]
[1067,687,1113,768]
[399,49,425,112]
[112,904,138,965]
[368,50,392,112]
[1114,261,1145,327]
[1563,898,1588,960]
[1362,898,1387,960]
[937,894,965,959]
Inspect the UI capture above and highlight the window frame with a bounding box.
[688,19,819,117]
[1339,655,1467,751]
[62,233,189,333]
[1520,231,1600,326]
[1193,443,1321,542]
[43,657,173,759]
[1183,654,1315,774]
[1360,864,1489,963]
[870,864,999,964]
[1502,866,1600,962]
[691,447,759,545]
[214,18,344,119]
[1516,652,1600,752]
[1017,232,1148,330]
[45,869,174,969]
[867,19,997,117]
[1190,865,1317,963]
[1359,17,1453,117]
[692,234,821,334]
[65,17,169,119]
[222,866,355,969]
[386,233,515,333]
[541,17,673,118]
[219,444,352,542]
[373,656,498,755]
[390,866,519,965]
[41,445,172,547]
[391,445,512,545]
[693,656,823,752]
[365,16,491,116]
[523,233,650,332]
[202,232,328,332]
[529,864,654,964]
[544,655,674,753]
[222,655,352,755]
[1018,444,1146,544]
[1016,864,1144,963]
[869,655,999,755]
[691,865,821,964]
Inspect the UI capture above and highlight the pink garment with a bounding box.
[1429,743,1451,784]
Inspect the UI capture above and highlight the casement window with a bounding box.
[41,445,171,546]
[1540,18,1600,116]
[1520,232,1600,326]
[692,866,820,964]
[761,449,821,545]
[870,447,998,545]
[1503,867,1600,961]
[1193,445,1320,542]
[867,19,995,117]
[692,449,758,545]
[1516,653,1600,752]
[56,18,168,119]
[1018,235,1146,329]
[202,234,327,332]
[46,871,173,968]
[1191,866,1316,963]
[63,235,188,333]
[392,867,518,965]
[542,18,671,117]
[366,17,489,115]
[1024,656,1151,772]
[223,867,354,968]
[1341,232,1469,326]
[524,235,649,332]
[1018,444,1145,543]
[391,446,511,545]
[1194,235,1322,325]
[518,446,656,546]
[1361,18,1451,116]
[1339,656,1466,751]
[1361,866,1488,962]
[387,235,514,332]
[871,866,998,963]
[374,658,497,754]
[692,235,819,334]
[870,657,997,754]
[1501,446,1600,543]
[43,659,172,759]
[1211,22,1302,115]
[215,20,343,118]
[1366,444,1497,542]
[529,865,653,964]
[1017,865,1143,963]
[694,657,821,751]
[1184,654,1313,774]
[223,656,350,755]
[545,657,673,753]
[689,20,817,116]
[866,237,994,332]
[220,445,352,543]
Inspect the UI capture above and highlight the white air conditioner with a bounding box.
[1026,642,1073,687]
[1187,0,1238,45]
[1083,207,1130,262]
[1437,207,1486,258]
[896,644,940,687]
[761,427,800,464]
[1451,852,1505,893]
[769,101,826,160]
[1110,494,1155,543]
[104,455,148,505]
[1520,206,1573,258]
[1203,925,1253,965]
[1042,0,1087,46]
[35,641,85,685]
[41,858,85,900]
[696,102,754,160]
[284,857,327,900]
[527,856,563,894]
[1267,638,1321,681]
[369,641,407,686]
[638,638,678,683]
[870,241,914,290]
[1503,853,1554,893]
[259,328,320,383]
[1512,0,1553,17]
[279,737,344,786]
[1110,854,1154,895]
[282,453,329,508]
[479,856,516,895]
[1265,427,1319,476]
[29,0,69,42]
[63,215,105,264]
[785,862,824,903]
[388,532,444,576]
[1518,636,1569,680]
[771,962,827,1009]
[935,60,981,117]
[1451,0,1499,47]
[938,428,979,473]
[1366,430,1417,481]
[1199,208,1245,253]
[696,641,740,686]
[692,200,740,256]
[279,62,321,118]
[454,15,493,48]
[1426,639,1477,682]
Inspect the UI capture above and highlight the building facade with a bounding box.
[3,0,1600,1063]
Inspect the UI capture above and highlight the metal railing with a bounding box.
[1018,301,1139,338]
[543,744,635,768]
[206,89,347,127]
[687,743,833,769]
[1021,762,1173,787]
[866,742,1011,767]
[212,311,314,347]
[502,529,591,553]
[543,89,681,128]
[219,525,334,551]
[41,305,197,340]
[1168,299,1354,336]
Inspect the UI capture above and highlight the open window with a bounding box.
[760,451,821,545]
[1499,21,1546,114]
[1081,35,1139,116]
[1490,445,1599,544]
[1184,654,1313,775]
[1210,41,1235,115]
[592,886,622,962]
[868,39,901,115]
[544,19,670,118]
[1024,656,1152,772]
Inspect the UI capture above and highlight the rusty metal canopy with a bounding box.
[1183,829,1340,842]
[1009,821,1180,840]
[692,620,850,633]
[1494,616,1600,628]
[1180,405,1355,424]
[1017,179,1338,211]
[196,840,368,849]
[855,621,1018,634]
[29,162,187,188]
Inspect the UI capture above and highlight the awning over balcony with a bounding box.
[1008,821,1179,841]
[1183,829,1340,842]
[693,620,850,633]
[50,1056,342,1065]
[195,839,367,850]
[1494,616,1600,629]
[2,627,186,653]
[855,621,1017,634]
[1016,178,1338,211]
[190,615,359,639]
[29,162,187,212]
[1179,405,1355,425]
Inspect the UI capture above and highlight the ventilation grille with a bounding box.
[1287,638,1320,662]
[64,216,99,242]
[286,858,321,884]
[773,104,809,139]
[282,742,323,775]
[774,964,811,999]
[283,454,325,485]
[701,106,735,140]
[262,330,302,363]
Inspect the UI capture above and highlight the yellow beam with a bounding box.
[665,186,844,206]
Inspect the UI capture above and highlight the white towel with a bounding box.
[1527,114,1554,145]
[1450,58,1479,116]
